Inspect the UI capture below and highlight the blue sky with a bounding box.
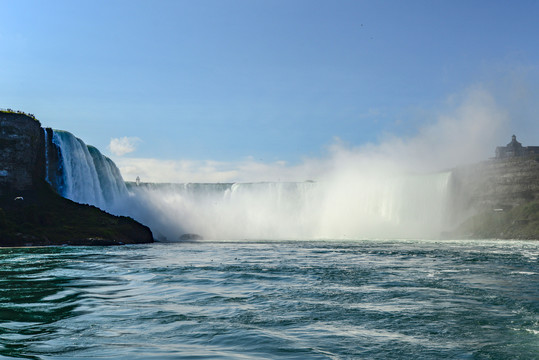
[1,0,539,182]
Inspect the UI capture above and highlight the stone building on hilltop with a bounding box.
[495,135,539,159]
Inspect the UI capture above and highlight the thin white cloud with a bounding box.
[108,136,141,156]
[115,158,237,183]
[114,157,323,183]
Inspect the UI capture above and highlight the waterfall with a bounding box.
[87,145,128,207]
[50,130,127,213]
[128,174,453,241]
[315,172,453,239]
[46,130,456,240]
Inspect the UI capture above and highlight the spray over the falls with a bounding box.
[126,174,454,240]
[45,129,458,240]
[45,88,509,240]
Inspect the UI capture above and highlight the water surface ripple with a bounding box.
[0,239,537,359]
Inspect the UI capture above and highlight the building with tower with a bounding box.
[495,135,539,159]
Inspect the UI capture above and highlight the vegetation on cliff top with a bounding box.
[0,180,153,246]
[0,108,39,122]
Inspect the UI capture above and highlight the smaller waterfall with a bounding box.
[50,130,128,213]
[44,129,50,185]
[87,145,128,206]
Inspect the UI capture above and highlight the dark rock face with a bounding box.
[0,112,43,195]
[0,182,155,246]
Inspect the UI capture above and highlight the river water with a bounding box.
[0,239,537,359]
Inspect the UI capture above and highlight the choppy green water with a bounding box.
[0,239,537,359]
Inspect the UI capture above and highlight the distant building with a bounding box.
[136,176,141,186]
[496,135,539,159]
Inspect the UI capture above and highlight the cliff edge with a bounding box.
[0,111,43,193]
[0,110,153,246]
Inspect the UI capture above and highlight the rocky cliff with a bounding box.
[0,111,44,194]
[448,156,539,239]
[451,157,539,211]
[0,110,153,246]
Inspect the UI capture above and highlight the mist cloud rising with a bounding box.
[116,86,509,184]
[111,86,515,240]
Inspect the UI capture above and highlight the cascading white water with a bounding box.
[87,145,129,207]
[124,182,319,240]
[315,172,453,239]
[51,130,128,213]
[127,173,453,241]
[48,130,456,240]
